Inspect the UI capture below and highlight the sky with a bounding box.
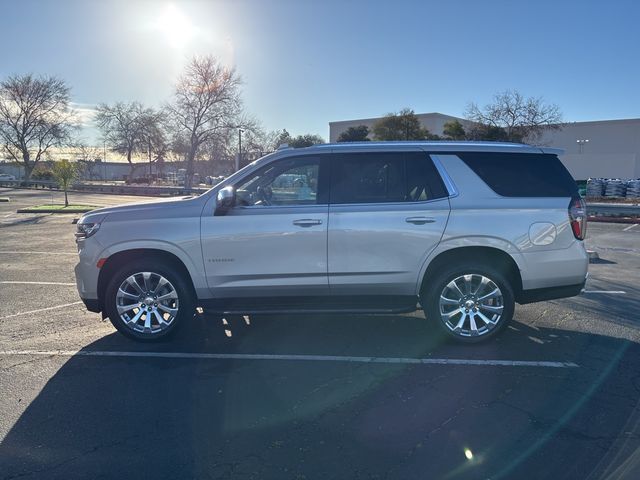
[2,0,640,144]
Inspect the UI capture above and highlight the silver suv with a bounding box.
[74,142,588,343]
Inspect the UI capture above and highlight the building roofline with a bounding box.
[557,117,640,127]
[329,112,466,126]
[312,140,527,148]
[283,140,561,154]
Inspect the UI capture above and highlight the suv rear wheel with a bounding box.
[104,260,195,342]
[423,263,515,343]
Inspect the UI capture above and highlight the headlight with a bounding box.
[75,222,100,240]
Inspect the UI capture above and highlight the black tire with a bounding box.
[104,259,195,342]
[422,262,515,344]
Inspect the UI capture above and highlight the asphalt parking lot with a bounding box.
[1,188,640,479]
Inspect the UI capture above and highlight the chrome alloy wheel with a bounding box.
[115,272,179,335]
[438,274,504,337]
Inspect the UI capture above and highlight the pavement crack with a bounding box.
[2,433,143,480]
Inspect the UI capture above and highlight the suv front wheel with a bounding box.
[104,260,195,342]
[423,263,515,343]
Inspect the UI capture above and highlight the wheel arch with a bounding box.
[419,245,523,300]
[97,248,197,313]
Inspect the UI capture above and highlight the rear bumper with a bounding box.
[517,279,586,304]
[519,243,589,291]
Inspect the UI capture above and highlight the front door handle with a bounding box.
[293,219,323,227]
[405,216,436,225]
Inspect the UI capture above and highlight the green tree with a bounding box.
[273,129,292,148]
[372,108,435,141]
[337,125,370,142]
[288,134,325,148]
[52,159,77,207]
[442,120,467,140]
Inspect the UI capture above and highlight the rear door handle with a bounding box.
[405,216,436,225]
[293,219,323,227]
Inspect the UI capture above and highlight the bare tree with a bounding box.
[95,102,160,179]
[139,110,169,180]
[235,121,281,159]
[465,90,562,143]
[167,55,243,188]
[0,74,77,182]
[74,143,102,180]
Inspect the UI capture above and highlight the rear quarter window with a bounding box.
[457,152,578,197]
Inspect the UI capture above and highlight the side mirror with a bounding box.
[215,186,235,216]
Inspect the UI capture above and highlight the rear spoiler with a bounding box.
[539,147,565,155]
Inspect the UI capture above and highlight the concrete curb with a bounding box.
[17,208,96,214]
[587,250,600,260]
[588,215,639,224]
[1,184,206,197]
[0,197,9,202]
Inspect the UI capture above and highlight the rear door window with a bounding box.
[456,152,578,197]
[331,152,447,204]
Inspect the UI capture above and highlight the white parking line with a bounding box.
[0,251,76,255]
[0,350,579,368]
[623,223,639,231]
[0,281,76,286]
[0,301,82,320]
[582,290,627,294]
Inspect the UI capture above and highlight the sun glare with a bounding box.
[155,4,194,48]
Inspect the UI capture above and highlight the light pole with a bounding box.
[103,141,107,181]
[576,139,589,154]
[235,128,244,172]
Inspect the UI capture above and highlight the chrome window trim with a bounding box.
[328,197,449,209]
[235,203,328,211]
[429,154,459,198]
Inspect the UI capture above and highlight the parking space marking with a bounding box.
[0,251,77,255]
[0,350,579,368]
[623,223,639,231]
[0,281,76,286]
[582,290,627,294]
[0,301,82,320]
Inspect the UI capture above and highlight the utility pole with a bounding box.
[148,138,152,181]
[235,128,244,172]
[103,141,107,181]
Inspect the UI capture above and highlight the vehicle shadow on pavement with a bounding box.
[2,315,640,480]
[563,279,640,329]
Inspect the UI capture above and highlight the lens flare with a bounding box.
[464,448,474,460]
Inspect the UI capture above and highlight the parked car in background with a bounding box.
[205,175,226,186]
[74,141,588,343]
[0,173,16,181]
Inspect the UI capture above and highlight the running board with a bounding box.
[199,295,419,316]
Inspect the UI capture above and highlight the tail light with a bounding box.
[568,196,587,240]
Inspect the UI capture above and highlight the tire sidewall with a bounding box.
[423,263,515,344]
[104,260,194,342]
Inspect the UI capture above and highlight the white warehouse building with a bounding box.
[329,113,640,181]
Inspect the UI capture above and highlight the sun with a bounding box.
[154,4,195,49]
